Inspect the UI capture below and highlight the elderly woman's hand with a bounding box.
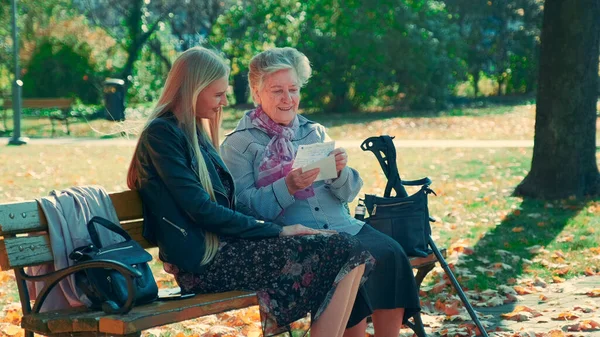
[285,167,320,195]
[280,224,337,236]
[330,148,348,175]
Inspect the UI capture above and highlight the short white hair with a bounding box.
[248,47,312,103]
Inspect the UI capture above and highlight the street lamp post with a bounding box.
[8,0,27,145]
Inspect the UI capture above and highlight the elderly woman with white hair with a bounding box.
[221,47,421,337]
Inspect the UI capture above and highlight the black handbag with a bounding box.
[361,136,435,257]
[69,216,158,314]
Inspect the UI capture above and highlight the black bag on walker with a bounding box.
[361,136,434,257]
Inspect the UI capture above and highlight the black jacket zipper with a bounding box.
[162,217,188,237]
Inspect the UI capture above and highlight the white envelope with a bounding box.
[302,155,337,181]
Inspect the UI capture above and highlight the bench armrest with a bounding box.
[18,259,142,314]
[401,177,432,186]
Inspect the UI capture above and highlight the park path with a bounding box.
[2,137,534,148]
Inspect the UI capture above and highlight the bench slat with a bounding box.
[0,220,149,270]
[3,98,74,109]
[0,235,53,270]
[0,191,143,236]
[0,218,443,270]
[0,201,44,235]
[409,249,446,269]
[21,291,257,335]
[110,190,144,221]
[121,220,153,249]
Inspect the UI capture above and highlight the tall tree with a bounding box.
[81,0,177,86]
[514,0,600,199]
[444,0,543,96]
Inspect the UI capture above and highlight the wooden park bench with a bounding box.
[1,98,76,136]
[0,189,444,337]
[0,190,257,337]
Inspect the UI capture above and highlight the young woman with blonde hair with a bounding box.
[127,46,373,337]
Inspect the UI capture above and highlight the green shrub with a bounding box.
[22,38,100,103]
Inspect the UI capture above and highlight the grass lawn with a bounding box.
[1,144,598,291]
[0,107,599,336]
[3,102,599,141]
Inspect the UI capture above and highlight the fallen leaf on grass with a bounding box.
[438,326,471,337]
[432,280,449,294]
[501,305,543,322]
[563,320,600,332]
[0,303,22,325]
[553,267,570,276]
[504,293,518,304]
[539,294,548,302]
[434,299,462,316]
[514,305,543,317]
[586,289,600,297]
[527,245,544,253]
[512,226,524,233]
[203,325,240,337]
[533,277,548,288]
[497,285,517,295]
[552,311,579,321]
[491,262,513,271]
[448,240,475,255]
[548,330,566,337]
[485,296,506,307]
[0,271,15,283]
[1,324,23,337]
[556,235,574,243]
[551,276,565,283]
[501,312,532,322]
[573,305,594,313]
[514,285,534,295]
[584,267,597,276]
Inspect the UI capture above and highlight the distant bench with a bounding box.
[1,98,76,136]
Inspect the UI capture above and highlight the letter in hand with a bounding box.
[285,167,320,195]
[329,148,348,176]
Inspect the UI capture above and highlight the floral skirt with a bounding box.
[164,233,374,336]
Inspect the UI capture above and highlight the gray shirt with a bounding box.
[221,111,365,235]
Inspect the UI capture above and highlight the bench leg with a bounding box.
[414,263,435,289]
[406,312,428,337]
[406,263,436,337]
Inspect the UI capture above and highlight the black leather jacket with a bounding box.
[135,114,283,273]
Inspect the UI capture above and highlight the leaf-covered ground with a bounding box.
[0,105,599,336]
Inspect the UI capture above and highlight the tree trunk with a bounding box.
[120,0,143,89]
[232,71,249,106]
[472,70,480,97]
[515,0,600,199]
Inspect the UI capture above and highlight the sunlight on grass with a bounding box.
[1,144,598,294]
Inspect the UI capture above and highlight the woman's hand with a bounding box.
[280,224,337,237]
[330,148,348,175]
[285,167,320,195]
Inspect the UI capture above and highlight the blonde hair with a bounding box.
[248,47,312,103]
[127,47,229,266]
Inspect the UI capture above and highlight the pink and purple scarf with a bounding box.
[249,106,314,199]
